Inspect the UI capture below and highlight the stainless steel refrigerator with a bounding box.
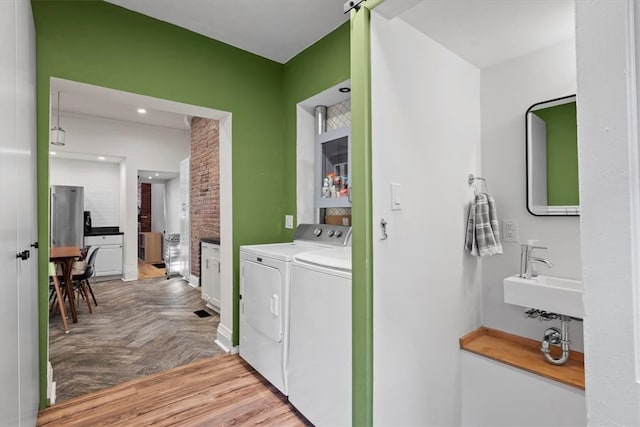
[50,185,84,247]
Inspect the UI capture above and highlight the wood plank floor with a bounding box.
[138,260,167,279]
[37,355,310,426]
[49,276,225,401]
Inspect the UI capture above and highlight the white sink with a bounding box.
[503,275,584,319]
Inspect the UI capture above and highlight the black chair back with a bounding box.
[83,247,100,279]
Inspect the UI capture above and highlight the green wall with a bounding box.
[282,22,351,235]
[533,102,579,206]
[32,0,350,408]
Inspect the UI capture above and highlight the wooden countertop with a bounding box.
[460,327,585,390]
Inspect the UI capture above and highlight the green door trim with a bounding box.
[351,0,381,424]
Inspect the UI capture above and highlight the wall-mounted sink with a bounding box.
[503,275,584,319]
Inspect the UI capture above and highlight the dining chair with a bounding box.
[73,246,100,308]
[49,262,69,333]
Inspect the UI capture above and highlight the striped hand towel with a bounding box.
[465,193,503,257]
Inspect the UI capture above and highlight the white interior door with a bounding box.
[0,0,39,424]
[179,158,190,279]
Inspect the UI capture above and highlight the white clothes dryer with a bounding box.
[288,246,352,426]
[239,224,351,396]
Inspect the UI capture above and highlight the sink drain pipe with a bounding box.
[540,315,571,365]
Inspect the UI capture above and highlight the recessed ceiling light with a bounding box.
[148,176,152,179]
[339,87,351,93]
[97,156,106,160]
[50,151,56,155]
[155,173,159,177]
[137,108,147,114]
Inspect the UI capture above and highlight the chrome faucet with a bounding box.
[520,242,553,279]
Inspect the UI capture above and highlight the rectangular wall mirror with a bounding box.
[526,95,579,216]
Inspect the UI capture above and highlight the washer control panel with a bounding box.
[294,224,352,246]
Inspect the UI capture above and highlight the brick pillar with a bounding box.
[190,117,220,277]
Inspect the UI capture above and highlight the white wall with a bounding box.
[151,182,166,233]
[371,11,482,425]
[50,157,120,227]
[480,40,583,351]
[576,1,640,425]
[53,113,189,280]
[165,176,180,234]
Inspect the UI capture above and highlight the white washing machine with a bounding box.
[239,224,351,396]
[288,246,352,427]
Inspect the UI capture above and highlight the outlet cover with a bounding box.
[285,215,294,229]
[502,219,518,242]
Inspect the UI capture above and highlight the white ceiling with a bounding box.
[138,170,179,183]
[398,0,575,69]
[50,77,232,131]
[104,0,350,64]
[102,0,573,70]
[53,91,191,131]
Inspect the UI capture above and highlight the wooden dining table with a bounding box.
[50,246,81,323]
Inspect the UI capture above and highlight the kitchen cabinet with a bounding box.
[201,241,220,310]
[84,234,123,276]
[138,232,162,263]
[316,126,351,209]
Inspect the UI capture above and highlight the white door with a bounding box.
[242,261,282,342]
[0,0,39,424]
[179,158,190,279]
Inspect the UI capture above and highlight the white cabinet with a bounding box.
[461,351,585,426]
[201,242,220,310]
[85,234,123,277]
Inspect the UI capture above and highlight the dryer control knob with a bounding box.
[327,230,335,237]
[335,230,343,237]
[313,228,322,237]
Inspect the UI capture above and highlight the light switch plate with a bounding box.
[285,215,294,229]
[391,183,401,211]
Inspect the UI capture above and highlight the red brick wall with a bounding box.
[139,182,152,232]
[190,117,220,277]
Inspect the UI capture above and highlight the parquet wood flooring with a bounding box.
[138,260,167,279]
[37,355,310,427]
[49,276,225,402]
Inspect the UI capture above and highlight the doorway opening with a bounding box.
[46,77,233,403]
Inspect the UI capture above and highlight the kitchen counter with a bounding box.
[201,237,220,245]
[85,227,124,236]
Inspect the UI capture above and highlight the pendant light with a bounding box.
[50,91,66,146]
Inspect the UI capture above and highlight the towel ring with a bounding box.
[468,174,489,194]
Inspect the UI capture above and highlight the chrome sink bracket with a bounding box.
[540,315,571,365]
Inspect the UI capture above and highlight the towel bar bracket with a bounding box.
[468,174,489,193]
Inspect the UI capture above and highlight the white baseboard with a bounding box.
[47,361,56,405]
[189,274,200,287]
[205,302,220,313]
[122,264,138,281]
[215,323,237,353]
